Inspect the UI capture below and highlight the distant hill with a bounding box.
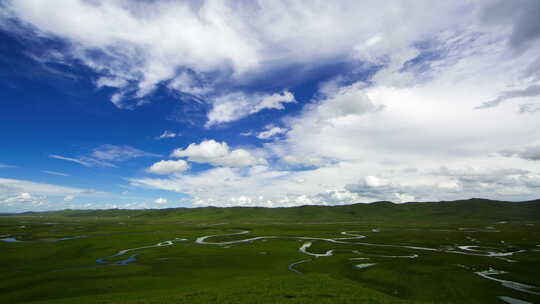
[8,198,540,223]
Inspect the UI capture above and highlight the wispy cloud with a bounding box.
[156,130,180,140]
[89,145,160,162]
[51,145,160,167]
[49,154,99,167]
[42,170,69,177]
[206,91,295,127]
[0,177,86,196]
[475,85,540,109]
[0,163,16,169]
[257,125,288,140]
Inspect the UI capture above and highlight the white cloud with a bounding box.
[394,193,415,203]
[130,156,540,207]
[364,176,390,187]
[475,84,540,109]
[96,76,128,88]
[90,144,159,161]
[146,160,190,175]
[43,170,69,177]
[3,0,259,107]
[130,165,367,207]
[282,155,331,168]
[2,0,511,123]
[167,71,211,96]
[131,6,540,206]
[10,193,32,201]
[6,0,456,113]
[308,81,385,125]
[51,145,160,167]
[5,1,540,207]
[0,177,177,212]
[5,0,536,115]
[2,193,47,207]
[0,179,86,212]
[156,130,179,140]
[171,140,267,167]
[0,177,86,196]
[206,90,295,127]
[257,125,287,140]
[250,91,296,113]
[154,197,167,204]
[50,154,93,167]
[0,163,16,168]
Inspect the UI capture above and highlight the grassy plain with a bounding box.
[1,199,539,303]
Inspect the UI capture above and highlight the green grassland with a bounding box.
[1,198,540,303]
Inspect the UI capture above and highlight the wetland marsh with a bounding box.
[1,200,539,303]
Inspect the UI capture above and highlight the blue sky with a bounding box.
[1,0,540,212]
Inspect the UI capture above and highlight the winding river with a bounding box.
[6,227,536,300]
[96,238,187,265]
[475,268,540,295]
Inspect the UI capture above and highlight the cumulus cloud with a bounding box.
[171,140,266,167]
[129,166,324,207]
[136,47,540,206]
[206,90,295,127]
[0,178,175,212]
[316,83,385,121]
[51,145,160,167]
[131,157,540,207]
[146,160,190,175]
[341,167,540,203]
[345,176,396,197]
[0,191,70,212]
[2,192,47,207]
[251,91,296,113]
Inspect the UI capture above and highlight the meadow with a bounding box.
[1,199,539,303]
